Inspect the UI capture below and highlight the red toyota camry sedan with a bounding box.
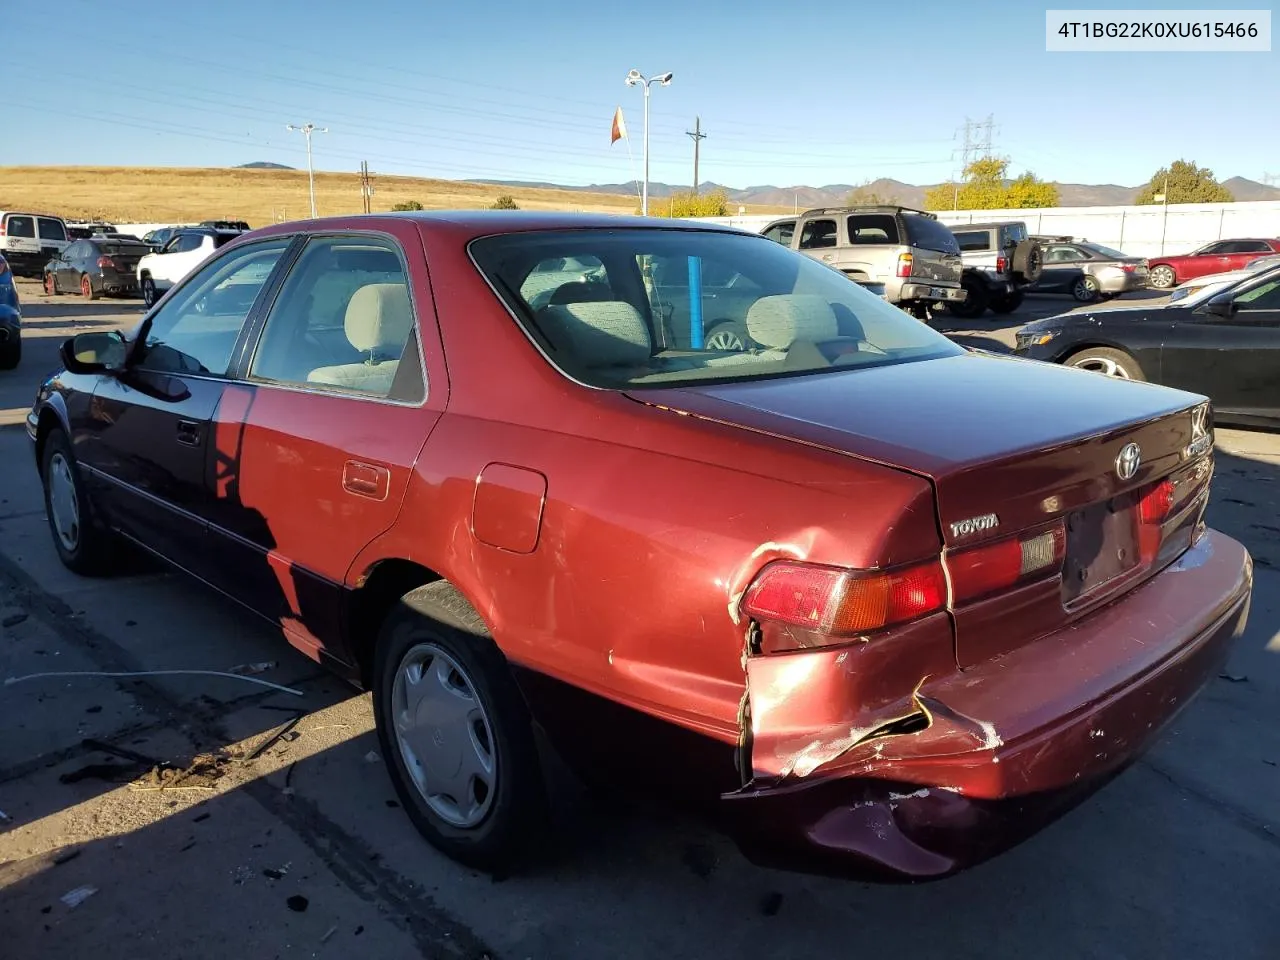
[27,212,1252,880]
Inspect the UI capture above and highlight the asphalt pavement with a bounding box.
[0,279,1277,959]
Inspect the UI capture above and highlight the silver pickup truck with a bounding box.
[760,205,965,317]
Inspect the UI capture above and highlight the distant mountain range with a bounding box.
[239,161,296,170]
[467,176,1280,208]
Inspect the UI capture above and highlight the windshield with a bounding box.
[470,228,964,389]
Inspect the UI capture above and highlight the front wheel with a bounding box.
[373,581,547,873]
[141,276,157,308]
[1064,346,1145,381]
[989,291,1024,314]
[41,429,113,574]
[1149,265,1176,289]
[1072,275,1100,302]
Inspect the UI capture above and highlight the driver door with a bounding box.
[77,237,295,577]
[1161,275,1280,420]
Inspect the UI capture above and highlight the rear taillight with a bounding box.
[741,560,946,652]
[1121,263,1136,272]
[996,255,1008,273]
[1139,479,1176,525]
[97,256,115,268]
[947,523,1066,604]
[896,252,913,278]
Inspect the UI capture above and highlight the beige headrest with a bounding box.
[344,283,414,355]
[746,295,839,349]
[539,301,651,367]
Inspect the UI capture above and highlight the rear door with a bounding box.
[57,241,85,288]
[204,228,441,664]
[1161,273,1280,419]
[37,217,68,259]
[78,237,295,578]
[1223,240,1273,272]
[796,217,838,264]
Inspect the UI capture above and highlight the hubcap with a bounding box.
[391,643,496,828]
[1074,278,1096,300]
[1071,356,1130,379]
[1152,267,1174,288]
[47,452,81,551]
[705,329,745,351]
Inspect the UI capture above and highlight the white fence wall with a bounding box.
[691,200,1280,258]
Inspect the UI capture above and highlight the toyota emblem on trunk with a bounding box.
[1115,442,1142,480]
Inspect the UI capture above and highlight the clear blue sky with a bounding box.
[3,0,1277,189]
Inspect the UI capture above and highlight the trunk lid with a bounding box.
[629,352,1209,665]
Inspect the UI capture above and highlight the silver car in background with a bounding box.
[1029,237,1149,302]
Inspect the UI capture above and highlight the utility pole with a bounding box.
[359,161,374,214]
[686,117,707,195]
[286,122,328,219]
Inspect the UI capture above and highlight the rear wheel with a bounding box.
[1064,346,1145,381]
[1149,265,1176,289]
[80,274,98,301]
[373,581,547,873]
[948,277,989,319]
[1071,275,1100,302]
[989,290,1024,314]
[44,272,57,296]
[40,429,113,574]
[141,276,157,308]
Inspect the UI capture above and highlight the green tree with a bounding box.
[1134,160,1234,204]
[846,181,898,206]
[924,157,1059,210]
[391,200,424,211]
[646,189,729,218]
[490,194,520,210]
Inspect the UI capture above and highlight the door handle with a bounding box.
[342,460,390,500]
[176,419,201,446]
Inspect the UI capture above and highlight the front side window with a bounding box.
[471,229,964,389]
[248,235,422,401]
[135,239,290,375]
[38,218,67,241]
[762,221,795,246]
[1199,241,1233,255]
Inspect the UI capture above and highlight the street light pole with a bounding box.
[286,122,328,219]
[625,70,673,216]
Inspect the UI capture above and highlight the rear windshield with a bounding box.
[38,218,67,241]
[999,223,1029,245]
[101,243,149,255]
[4,215,35,238]
[1082,242,1127,259]
[846,214,899,245]
[903,215,960,254]
[470,228,963,389]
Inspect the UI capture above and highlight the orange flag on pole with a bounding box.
[610,106,627,144]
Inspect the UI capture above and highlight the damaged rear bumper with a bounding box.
[721,529,1252,881]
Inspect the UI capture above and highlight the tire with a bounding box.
[1071,275,1101,303]
[1064,346,1145,381]
[1149,265,1176,289]
[44,272,57,296]
[703,320,750,352]
[1011,240,1044,284]
[949,276,989,319]
[81,274,98,301]
[373,581,547,873]
[989,290,1024,314]
[141,276,157,308]
[0,338,20,370]
[40,429,113,575]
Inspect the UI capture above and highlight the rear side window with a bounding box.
[953,230,991,252]
[1227,240,1271,253]
[846,215,899,245]
[4,216,35,238]
[798,219,837,249]
[904,215,960,254]
[38,218,67,241]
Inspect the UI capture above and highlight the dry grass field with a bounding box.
[0,166,788,225]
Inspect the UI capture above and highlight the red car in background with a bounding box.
[1147,238,1280,289]
[28,212,1252,881]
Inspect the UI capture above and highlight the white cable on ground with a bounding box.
[3,669,304,697]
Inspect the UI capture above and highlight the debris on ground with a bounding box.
[1219,673,1249,683]
[263,864,290,880]
[364,751,381,764]
[60,886,98,908]
[242,714,303,763]
[320,926,338,943]
[286,894,309,912]
[130,753,231,793]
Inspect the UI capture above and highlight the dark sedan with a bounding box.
[43,237,150,299]
[1017,264,1280,426]
[1029,238,1149,302]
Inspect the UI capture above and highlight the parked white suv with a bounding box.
[0,212,70,277]
[136,228,242,306]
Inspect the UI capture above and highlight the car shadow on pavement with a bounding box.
[21,303,145,321]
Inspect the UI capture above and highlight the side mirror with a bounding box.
[1203,294,1236,318]
[61,331,128,375]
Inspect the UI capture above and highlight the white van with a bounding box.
[0,212,71,276]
